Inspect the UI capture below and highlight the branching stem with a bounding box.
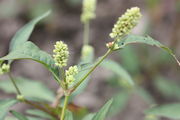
[71,49,112,92]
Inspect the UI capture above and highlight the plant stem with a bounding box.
[72,49,112,92]
[83,22,90,45]
[60,95,69,120]
[8,73,21,95]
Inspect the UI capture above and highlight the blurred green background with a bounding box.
[0,0,180,120]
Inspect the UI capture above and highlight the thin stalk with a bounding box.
[72,49,112,92]
[83,22,90,45]
[8,73,21,95]
[60,95,69,120]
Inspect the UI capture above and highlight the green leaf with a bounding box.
[92,99,113,120]
[0,41,59,82]
[100,59,134,87]
[136,87,155,104]
[119,46,140,74]
[27,117,43,120]
[108,91,129,117]
[0,77,55,101]
[5,116,18,120]
[0,99,18,120]
[82,114,95,120]
[65,110,73,120]
[116,34,180,66]
[9,10,50,51]
[10,110,29,120]
[154,76,180,99]
[26,109,56,120]
[145,103,180,119]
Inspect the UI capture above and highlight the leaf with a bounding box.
[82,114,95,120]
[116,34,180,66]
[100,59,134,87]
[0,99,18,120]
[108,91,129,117]
[5,116,18,120]
[0,41,59,82]
[136,87,155,104]
[9,10,50,51]
[27,117,43,120]
[0,77,55,101]
[145,103,180,119]
[26,109,56,120]
[65,110,73,120]
[154,76,180,99]
[10,110,29,120]
[92,99,113,120]
[118,46,140,74]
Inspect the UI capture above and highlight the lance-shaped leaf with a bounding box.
[65,110,73,120]
[0,99,18,120]
[115,35,180,66]
[92,99,113,120]
[145,103,180,119]
[10,110,29,120]
[26,109,56,120]
[0,77,55,101]
[100,59,134,87]
[0,42,59,82]
[9,10,51,51]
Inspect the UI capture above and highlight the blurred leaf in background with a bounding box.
[26,109,56,120]
[145,0,160,9]
[101,59,134,87]
[0,77,55,101]
[0,0,22,18]
[0,99,18,120]
[154,76,180,100]
[145,103,180,119]
[10,110,29,120]
[119,46,140,75]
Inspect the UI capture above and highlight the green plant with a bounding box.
[0,1,179,120]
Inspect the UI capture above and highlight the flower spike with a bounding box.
[109,7,142,40]
[81,0,97,23]
[65,66,78,86]
[53,41,69,68]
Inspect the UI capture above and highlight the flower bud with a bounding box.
[109,7,142,40]
[53,41,69,68]
[81,0,97,23]
[0,63,10,75]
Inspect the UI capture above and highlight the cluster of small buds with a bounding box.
[53,41,69,68]
[0,63,10,75]
[81,0,96,23]
[65,66,78,86]
[109,7,142,39]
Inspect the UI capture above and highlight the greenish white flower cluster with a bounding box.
[0,63,10,75]
[65,66,78,86]
[81,0,96,23]
[109,7,142,39]
[53,41,69,68]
